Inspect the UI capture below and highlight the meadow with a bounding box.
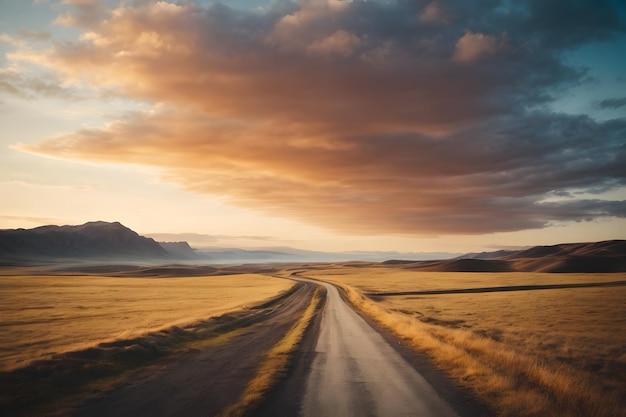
[302,266,626,417]
[0,274,293,371]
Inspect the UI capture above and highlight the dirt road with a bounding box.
[299,280,460,417]
[73,282,317,417]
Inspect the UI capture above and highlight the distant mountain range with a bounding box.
[194,247,459,264]
[1,221,624,272]
[385,240,626,273]
[0,221,461,264]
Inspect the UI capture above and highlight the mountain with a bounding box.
[385,240,626,273]
[0,221,172,262]
[158,241,200,259]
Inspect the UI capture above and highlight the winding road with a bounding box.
[299,280,459,417]
[33,276,469,417]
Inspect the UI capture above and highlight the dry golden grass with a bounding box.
[0,274,293,371]
[220,288,321,417]
[308,266,623,291]
[304,267,626,417]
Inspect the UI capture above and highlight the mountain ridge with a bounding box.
[158,241,200,259]
[0,221,171,261]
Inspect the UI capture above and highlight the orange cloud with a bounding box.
[21,105,626,235]
[11,0,626,235]
[419,1,449,24]
[308,30,361,57]
[19,1,490,134]
[453,31,505,63]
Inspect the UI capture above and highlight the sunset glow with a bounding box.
[1,0,625,252]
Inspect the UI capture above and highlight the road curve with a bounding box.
[72,282,317,417]
[299,280,459,417]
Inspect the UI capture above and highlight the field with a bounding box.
[0,274,293,371]
[301,266,626,417]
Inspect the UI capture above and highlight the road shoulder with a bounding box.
[252,284,327,417]
[334,284,495,417]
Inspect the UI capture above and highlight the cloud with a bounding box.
[54,0,107,28]
[418,1,449,24]
[146,232,276,246]
[307,30,361,57]
[0,215,64,226]
[597,97,626,109]
[9,0,626,235]
[0,65,87,100]
[0,30,51,47]
[0,180,95,191]
[453,31,505,63]
[21,107,626,234]
[16,29,51,42]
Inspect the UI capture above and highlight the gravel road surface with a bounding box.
[299,281,460,417]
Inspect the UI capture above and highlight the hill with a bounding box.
[385,240,626,273]
[503,240,626,272]
[158,241,199,259]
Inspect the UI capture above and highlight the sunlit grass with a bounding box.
[305,267,626,417]
[0,274,292,371]
[308,267,622,291]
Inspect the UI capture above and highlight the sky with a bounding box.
[0,0,625,253]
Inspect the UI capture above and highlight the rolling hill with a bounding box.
[384,240,626,273]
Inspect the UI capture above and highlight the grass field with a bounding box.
[302,267,626,417]
[0,274,293,371]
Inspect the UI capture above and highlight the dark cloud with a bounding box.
[0,69,87,101]
[55,0,108,28]
[598,97,626,109]
[521,0,624,49]
[13,0,626,235]
[16,29,51,42]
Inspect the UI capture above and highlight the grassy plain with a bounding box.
[302,266,626,417]
[0,274,292,371]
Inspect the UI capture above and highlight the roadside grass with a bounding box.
[0,275,296,417]
[219,287,322,417]
[305,268,626,417]
[1,325,247,417]
[0,274,292,371]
